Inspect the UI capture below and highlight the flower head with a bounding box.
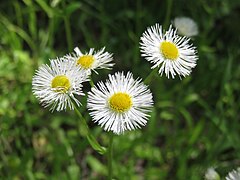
[66,47,114,74]
[32,58,88,111]
[87,72,153,135]
[140,24,198,79]
[173,16,198,37]
[226,168,240,180]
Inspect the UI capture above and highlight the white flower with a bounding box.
[32,58,88,111]
[66,47,114,74]
[226,168,240,180]
[205,168,220,180]
[140,24,198,79]
[173,16,198,37]
[87,72,153,135]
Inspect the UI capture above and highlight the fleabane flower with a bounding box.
[32,58,88,111]
[226,168,240,180]
[66,47,114,74]
[87,72,153,135]
[140,24,198,79]
[173,16,198,37]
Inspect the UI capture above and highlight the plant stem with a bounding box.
[163,0,173,29]
[73,103,106,155]
[108,132,114,180]
[144,68,158,84]
[64,15,73,52]
[89,76,94,87]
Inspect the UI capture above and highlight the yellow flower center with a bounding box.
[77,55,94,69]
[51,75,70,93]
[109,92,132,113]
[160,41,179,60]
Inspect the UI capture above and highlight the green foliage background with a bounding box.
[1,0,240,179]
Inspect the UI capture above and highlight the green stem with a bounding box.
[64,15,73,51]
[144,68,158,84]
[163,0,173,29]
[89,76,94,87]
[108,133,114,180]
[73,103,106,155]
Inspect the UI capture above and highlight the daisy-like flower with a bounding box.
[32,58,88,111]
[173,16,198,37]
[87,72,153,135]
[140,24,198,79]
[226,168,240,180]
[66,47,114,74]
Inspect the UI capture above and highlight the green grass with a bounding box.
[1,0,240,179]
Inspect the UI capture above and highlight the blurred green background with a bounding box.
[1,0,240,179]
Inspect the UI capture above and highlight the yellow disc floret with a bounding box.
[109,92,132,113]
[51,75,70,93]
[77,55,95,69]
[160,41,179,60]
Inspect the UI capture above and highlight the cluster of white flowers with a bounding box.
[32,47,154,134]
[33,20,198,134]
[32,47,113,112]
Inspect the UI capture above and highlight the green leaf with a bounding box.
[86,156,107,175]
[64,2,82,16]
[35,0,54,18]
